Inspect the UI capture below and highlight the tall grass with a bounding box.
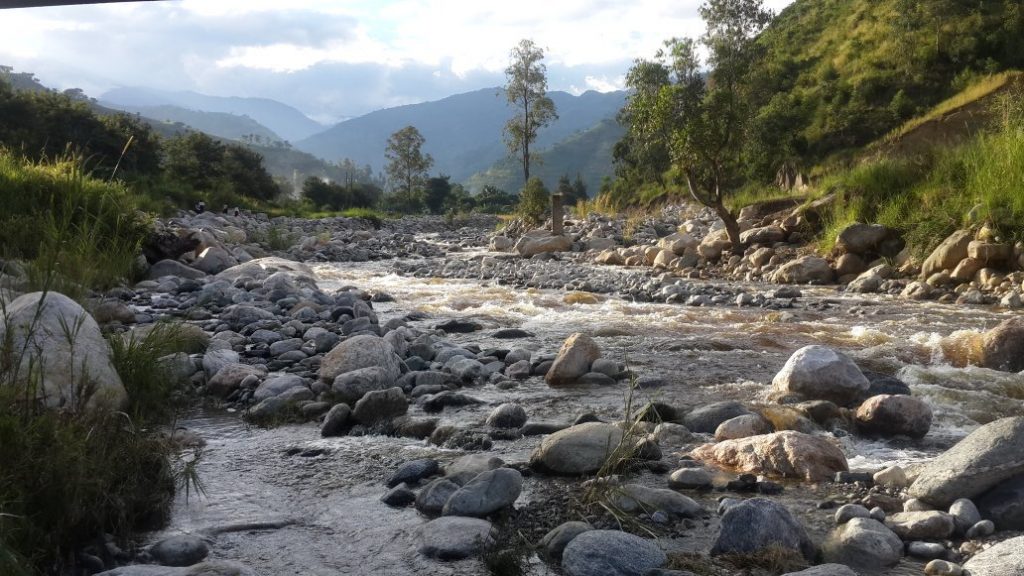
[0,150,150,297]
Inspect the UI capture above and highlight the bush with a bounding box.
[517,177,550,223]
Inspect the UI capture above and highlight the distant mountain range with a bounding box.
[295,88,627,186]
[101,103,283,143]
[100,87,325,142]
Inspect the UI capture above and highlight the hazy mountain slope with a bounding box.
[101,103,281,143]
[295,88,627,182]
[464,118,625,195]
[101,87,324,142]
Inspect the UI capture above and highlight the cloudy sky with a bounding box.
[0,0,793,123]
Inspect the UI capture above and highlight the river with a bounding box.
[150,258,1024,576]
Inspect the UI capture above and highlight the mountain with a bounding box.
[100,87,325,142]
[101,103,281,143]
[464,118,625,195]
[294,88,627,182]
[754,0,1024,163]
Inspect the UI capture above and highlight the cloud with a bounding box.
[0,0,796,121]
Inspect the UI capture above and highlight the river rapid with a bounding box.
[152,257,1024,576]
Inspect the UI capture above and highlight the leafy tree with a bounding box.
[164,131,280,202]
[424,175,453,215]
[384,125,433,197]
[444,183,475,214]
[556,173,589,206]
[474,185,519,213]
[504,39,558,183]
[517,177,550,223]
[626,0,773,254]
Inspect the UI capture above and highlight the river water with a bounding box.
[152,258,1024,576]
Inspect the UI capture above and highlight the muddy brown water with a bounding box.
[150,260,1024,576]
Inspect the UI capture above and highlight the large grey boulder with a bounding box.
[331,366,394,405]
[781,566,857,576]
[0,292,126,410]
[921,229,973,278]
[562,530,666,576]
[539,521,592,561]
[515,234,572,257]
[191,245,238,275]
[546,333,601,386]
[352,387,407,424]
[855,394,933,439]
[206,363,262,398]
[908,417,1024,507]
[215,257,314,284]
[149,534,210,567]
[609,484,702,519]
[486,403,528,428]
[683,401,750,434]
[319,335,401,383]
[976,475,1024,531]
[96,561,255,576]
[146,259,206,280]
[963,535,1024,576]
[442,467,523,517]
[885,511,955,540]
[979,317,1024,372]
[772,256,834,285]
[711,498,816,561]
[836,223,902,256]
[530,422,623,475]
[822,518,903,570]
[772,345,869,407]
[252,374,306,402]
[417,516,493,560]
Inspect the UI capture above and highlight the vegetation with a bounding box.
[516,177,551,223]
[504,39,558,183]
[384,125,433,198]
[301,175,381,212]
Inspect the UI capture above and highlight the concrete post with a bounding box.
[551,193,564,236]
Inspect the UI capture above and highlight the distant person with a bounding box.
[233,207,240,217]
[222,204,229,214]
[195,201,205,214]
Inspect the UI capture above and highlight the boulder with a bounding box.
[515,235,572,257]
[949,498,983,534]
[96,561,255,576]
[658,232,698,255]
[668,467,713,490]
[968,241,1013,265]
[836,223,901,256]
[486,403,528,428]
[352,387,407,424]
[822,518,903,570]
[319,335,401,383]
[415,478,460,516]
[963,535,1024,576]
[908,417,1024,507]
[0,292,126,410]
[215,257,313,284]
[446,454,505,484]
[192,245,238,274]
[683,401,750,434]
[219,305,276,331]
[740,225,786,245]
[772,256,834,285]
[921,230,973,278]
[320,403,351,437]
[979,317,1024,372]
[691,431,848,482]
[331,367,394,405]
[146,259,206,280]
[489,236,513,251]
[562,530,666,576]
[386,459,440,488]
[885,511,955,540]
[530,422,624,475]
[711,498,816,561]
[772,345,869,407]
[596,249,625,266]
[609,484,702,518]
[539,521,591,561]
[715,414,773,441]
[417,516,493,560]
[442,467,522,517]
[546,333,601,386]
[855,394,932,438]
[976,475,1024,531]
[252,374,307,402]
[207,364,262,398]
[149,534,210,567]
[782,565,857,576]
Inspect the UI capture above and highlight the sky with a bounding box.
[0,0,793,123]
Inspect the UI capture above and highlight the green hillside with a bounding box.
[752,0,1024,166]
[464,118,624,196]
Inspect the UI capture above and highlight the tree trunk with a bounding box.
[713,202,744,255]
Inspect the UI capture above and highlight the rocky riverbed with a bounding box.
[5,206,1024,576]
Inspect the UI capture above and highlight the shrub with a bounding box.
[516,177,550,223]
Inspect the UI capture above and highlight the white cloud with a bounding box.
[0,0,796,118]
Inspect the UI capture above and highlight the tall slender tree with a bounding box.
[503,39,558,184]
[384,125,433,197]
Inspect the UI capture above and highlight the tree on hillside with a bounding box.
[504,39,558,184]
[384,125,433,198]
[626,0,773,254]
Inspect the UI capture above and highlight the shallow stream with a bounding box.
[152,259,1024,575]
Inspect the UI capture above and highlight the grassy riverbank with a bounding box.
[0,152,201,574]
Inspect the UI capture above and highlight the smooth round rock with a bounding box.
[417,517,493,560]
[562,530,666,576]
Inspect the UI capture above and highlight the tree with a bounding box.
[504,39,558,184]
[627,0,773,254]
[384,126,433,198]
[423,175,452,215]
[475,185,519,214]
